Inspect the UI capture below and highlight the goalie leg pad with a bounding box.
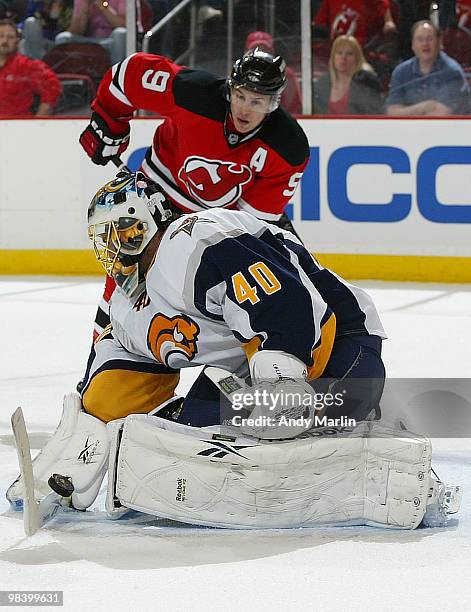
[7,393,109,510]
[111,417,438,529]
[105,395,186,518]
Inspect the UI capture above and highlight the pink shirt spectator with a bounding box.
[71,0,127,38]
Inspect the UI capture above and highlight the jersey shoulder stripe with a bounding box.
[110,54,136,106]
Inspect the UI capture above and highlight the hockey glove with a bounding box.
[205,368,317,440]
[79,111,130,166]
[239,378,317,440]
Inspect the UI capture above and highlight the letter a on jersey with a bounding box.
[178,156,252,208]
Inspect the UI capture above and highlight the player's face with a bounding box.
[230,87,270,132]
[412,24,440,64]
[333,45,357,76]
[0,25,19,57]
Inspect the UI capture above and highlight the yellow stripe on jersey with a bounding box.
[307,312,337,380]
[243,336,262,362]
[82,369,180,422]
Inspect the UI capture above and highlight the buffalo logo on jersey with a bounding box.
[147,314,200,366]
[178,156,252,208]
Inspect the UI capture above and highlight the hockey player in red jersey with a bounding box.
[79,47,310,338]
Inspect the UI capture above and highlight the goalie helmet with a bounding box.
[88,171,176,296]
[227,47,287,112]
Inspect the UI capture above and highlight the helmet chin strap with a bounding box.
[119,253,141,267]
[131,227,167,279]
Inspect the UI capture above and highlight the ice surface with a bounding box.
[1,277,470,611]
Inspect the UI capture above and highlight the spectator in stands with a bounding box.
[454,1,471,31]
[0,18,61,116]
[313,34,384,114]
[313,0,397,47]
[21,0,72,59]
[386,20,470,115]
[198,2,223,24]
[0,0,27,21]
[54,0,126,65]
[245,30,302,115]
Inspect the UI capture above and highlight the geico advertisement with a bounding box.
[1,118,470,255]
[119,118,471,257]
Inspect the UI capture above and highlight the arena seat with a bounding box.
[442,27,471,68]
[43,43,111,113]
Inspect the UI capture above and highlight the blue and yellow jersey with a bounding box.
[109,209,385,379]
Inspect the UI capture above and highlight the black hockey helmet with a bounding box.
[227,47,287,109]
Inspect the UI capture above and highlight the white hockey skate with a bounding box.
[422,478,462,527]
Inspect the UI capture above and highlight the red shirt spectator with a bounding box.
[314,0,396,46]
[0,19,61,117]
[457,1,471,28]
[245,31,303,114]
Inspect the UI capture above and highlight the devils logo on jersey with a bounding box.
[332,8,359,38]
[457,2,471,28]
[147,313,200,366]
[178,156,253,208]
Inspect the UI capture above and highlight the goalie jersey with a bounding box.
[107,209,386,380]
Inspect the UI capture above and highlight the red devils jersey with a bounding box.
[457,1,471,28]
[93,53,309,220]
[314,0,389,45]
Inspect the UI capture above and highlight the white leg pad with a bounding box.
[105,396,185,518]
[7,393,110,510]
[112,416,436,529]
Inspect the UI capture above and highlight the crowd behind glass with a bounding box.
[0,0,470,117]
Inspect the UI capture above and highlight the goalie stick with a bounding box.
[112,156,130,172]
[11,408,73,536]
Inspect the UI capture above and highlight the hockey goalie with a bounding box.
[7,172,461,532]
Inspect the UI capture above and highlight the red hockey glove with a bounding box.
[79,111,130,166]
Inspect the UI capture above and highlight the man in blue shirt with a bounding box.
[386,19,470,115]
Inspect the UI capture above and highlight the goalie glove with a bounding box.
[205,368,318,440]
[79,109,130,166]
[239,378,318,440]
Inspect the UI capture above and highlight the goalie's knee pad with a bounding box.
[7,393,110,511]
